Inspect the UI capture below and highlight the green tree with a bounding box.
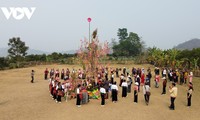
[113,29,143,57]
[147,47,163,66]
[0,57,8,70]
[117,28,128,42]
[168,48,179,68]
[8,37,29,67]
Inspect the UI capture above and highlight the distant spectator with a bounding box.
[31,70,35,83]
[44,68,49,80]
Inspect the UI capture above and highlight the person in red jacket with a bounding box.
[141,72,145,85]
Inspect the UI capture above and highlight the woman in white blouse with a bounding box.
[76,84,81,107]
[100,85,106,106]
[121,80,128,97]
[111,81,118,103]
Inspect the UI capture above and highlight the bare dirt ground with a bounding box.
[0,64,200,120]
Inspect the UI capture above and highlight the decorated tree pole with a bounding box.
[77,29,109,84]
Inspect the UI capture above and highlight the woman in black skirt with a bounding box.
[187,82,193,107]
[134,82,139,103]
[56,82,63,103]
[121,80,128,97]
[76,84,81,107]
[100,85,106,106]
[111,82,118,103]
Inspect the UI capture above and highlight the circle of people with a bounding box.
[45,67,194,109]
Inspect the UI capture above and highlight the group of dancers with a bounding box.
[45,66,194,109]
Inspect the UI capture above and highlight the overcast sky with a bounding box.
[0,0,200,52]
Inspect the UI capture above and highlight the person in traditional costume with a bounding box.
[76,84,82,107]
[61,69,65,80]
[121,80,128,97]
[187,82,193,107]
[134,82,139,103]
[135,75,141,92]
[143,82,150,105]
[127,75,133,93]
[49,77,54,96]
[44,68,49,80]
[66,68,70,80]
[111,81,118,103]
[119,74,124,87]
[55,69,59,78]
[56,82,63,103]
[100,85,106,106]
[50,69,54,78]
[52,80,57,100]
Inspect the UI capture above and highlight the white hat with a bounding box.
[162,77,166,79]
[135,82,139,85]
[128,75,131,78]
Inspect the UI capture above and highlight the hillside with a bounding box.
[174,38,200,50]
